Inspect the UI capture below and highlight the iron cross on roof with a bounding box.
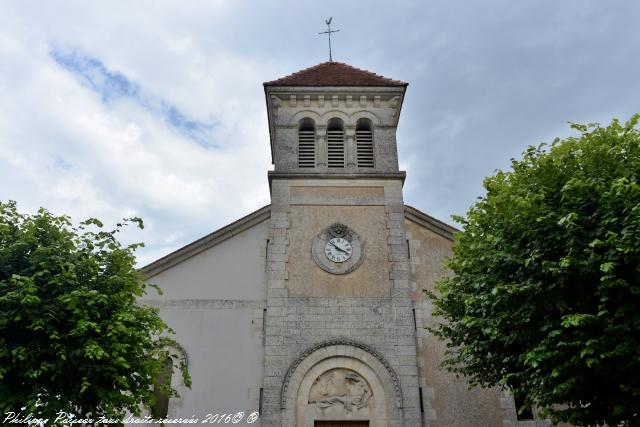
[319,17,340,62]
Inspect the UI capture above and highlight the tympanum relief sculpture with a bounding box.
[308,369,373,412]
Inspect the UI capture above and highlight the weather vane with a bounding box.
[319,17,340,62]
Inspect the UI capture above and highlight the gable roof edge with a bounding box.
[404,205,459,241]
[142,205,271,279]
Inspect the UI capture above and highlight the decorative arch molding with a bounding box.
[288,110,383,128]
[280,338,403,411]
[320,110,351,125]
[351,110,382,126]
[290,110,323,126]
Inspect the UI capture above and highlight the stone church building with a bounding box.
[140,62,536,427]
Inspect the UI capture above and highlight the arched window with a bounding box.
[327,118,345,168]
[151,345,189,419]
[151,355,174,419]
[356,118,374,168]
[298,118,316,168]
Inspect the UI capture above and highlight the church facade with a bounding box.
[140,62,533,427]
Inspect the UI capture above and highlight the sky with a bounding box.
[1,1,639,266]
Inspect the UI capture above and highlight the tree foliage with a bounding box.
[0,201,190,425]
[428,115,640,426]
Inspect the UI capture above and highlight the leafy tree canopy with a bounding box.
[0,201,190,425]
[428,115,640,426]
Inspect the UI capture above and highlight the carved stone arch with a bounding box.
[281,339,403,426]
[351,110,382,126]
[320,110,351,127]
[289,110,323,127]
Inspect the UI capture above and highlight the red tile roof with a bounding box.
[264,61,407,87]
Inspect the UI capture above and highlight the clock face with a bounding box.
[312,223,364,275]
[324,237,352,263]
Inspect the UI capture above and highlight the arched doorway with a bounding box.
[281,339,403,427]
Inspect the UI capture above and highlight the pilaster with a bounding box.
[262,180,291,425]
[384,181,422,427]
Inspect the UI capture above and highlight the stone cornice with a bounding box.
[404,205,459,241]
[141,205,271,279]
[268,171,406,190]
[265,86,406,94]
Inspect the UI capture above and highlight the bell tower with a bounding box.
[264,61,408,178]
[261,62,421,426]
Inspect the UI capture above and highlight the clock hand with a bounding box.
[338,243,351,253]
[329,241,348,254]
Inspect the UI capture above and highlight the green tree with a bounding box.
[428,115,640,426]
[0,201,190,425]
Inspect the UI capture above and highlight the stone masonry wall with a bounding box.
[406,219,516,427]
[261,179,422,426]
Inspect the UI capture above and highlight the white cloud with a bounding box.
[1,0,639,266]
[0,3,273,265]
